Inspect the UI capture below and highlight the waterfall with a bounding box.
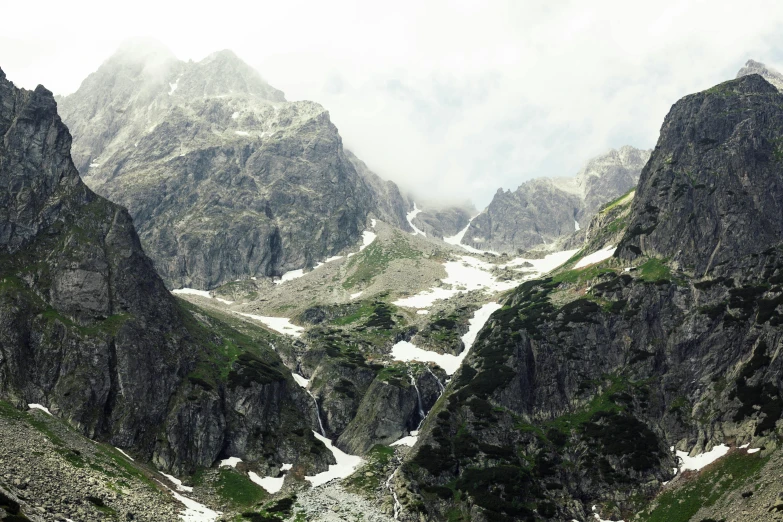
[386,469,402,520]
[307,390,326,436]
[426,366,445,395]
[409,373,425,426]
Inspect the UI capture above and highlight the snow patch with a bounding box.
[162,473,193,493]
[292,374,310,388]
[172,288,233,305]
[231,111,240,120]
[391,302,501,375]
[235,312,304,338]
[417,310,429,315]
[574,245,616,269]
[89,162,100,168]
[115,448,134,461]
[350,292,363,300]
[275,269,305,284]
[406,203,427,236]
[249,471,285,494]
[391,435,418,447]
[747,448,761,454]
[218,457,242,468]
[575,220,581,231]
[170,488,221,522]
[234,131,249,136]
[360,231,377,251]
[28,404,52,415]
[304,432,363,487]
[676,444,730,471]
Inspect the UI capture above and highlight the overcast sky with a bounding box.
[3,0,783,208]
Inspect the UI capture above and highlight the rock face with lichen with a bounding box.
[0,65,332,479]
[58,40,410,290]
[463,146,650,254]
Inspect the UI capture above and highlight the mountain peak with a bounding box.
[736,58,783,91]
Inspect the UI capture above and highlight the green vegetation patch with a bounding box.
[343,232,423,289]
[639,450,768,522]
[215,468,268,508]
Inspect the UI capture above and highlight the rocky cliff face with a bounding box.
[410,203,475,240]
[0,67,330,477]
[463,146,650,254]
[58,42,410,290]
[395,75,783,521]
[617,74,783,274]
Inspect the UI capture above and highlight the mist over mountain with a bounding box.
[58,42,411,290]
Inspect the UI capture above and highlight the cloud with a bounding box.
[3,0,783,207]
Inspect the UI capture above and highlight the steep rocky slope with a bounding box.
[463,145,650,254]
[393,74,783,521]
[58,42,410,290]
[0,66,332,491]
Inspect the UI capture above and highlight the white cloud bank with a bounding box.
[3,1,783,207]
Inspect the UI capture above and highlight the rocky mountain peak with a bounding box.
[176,48,285,101]
[736,59,783,91]
[617,73,783,273]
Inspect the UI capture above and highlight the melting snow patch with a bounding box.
[292,374,310,388]
[170,487,221,522]
[676,444,730,471]
[575,220,581,231]
[235,312,304,338]
[417,310,429,315]
[234,131,250,136]
[28,404,52,416]
[391,434,418,447]
[443,218,486,254]
[172,288,233,305]
[739,443,750,449]
[747,448,761,454]
[350,291,363,300]
[115,448,134,461]
[219,457,242,468]
[168,78,179,95]
[406,203,427,236]
[574,245,616,269]
[231,111,240,120]
[305,432,363,487]
[162,473,193,493]
[249,471,285,494]
[89,162,100,168]
[275,269,305,284]
[391,302,501,375]
[359,230,377,251]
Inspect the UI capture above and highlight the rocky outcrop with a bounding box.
[463,146,650,254]
[58,42,410,290]
[410,203,475,240]
[0,67,330,476]
[397,75,783,521]
[737,59,783,91]
[345,150,412,232]
[617,74,783,274]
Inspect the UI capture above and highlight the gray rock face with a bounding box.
[58,43,409,290]
[737,59,783,91]
[397,74,783,521]
[0,67,330,476]
[617,74,783,274]
[344,150,412,232]
[463,146,650,254]
[411,203,475,239]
